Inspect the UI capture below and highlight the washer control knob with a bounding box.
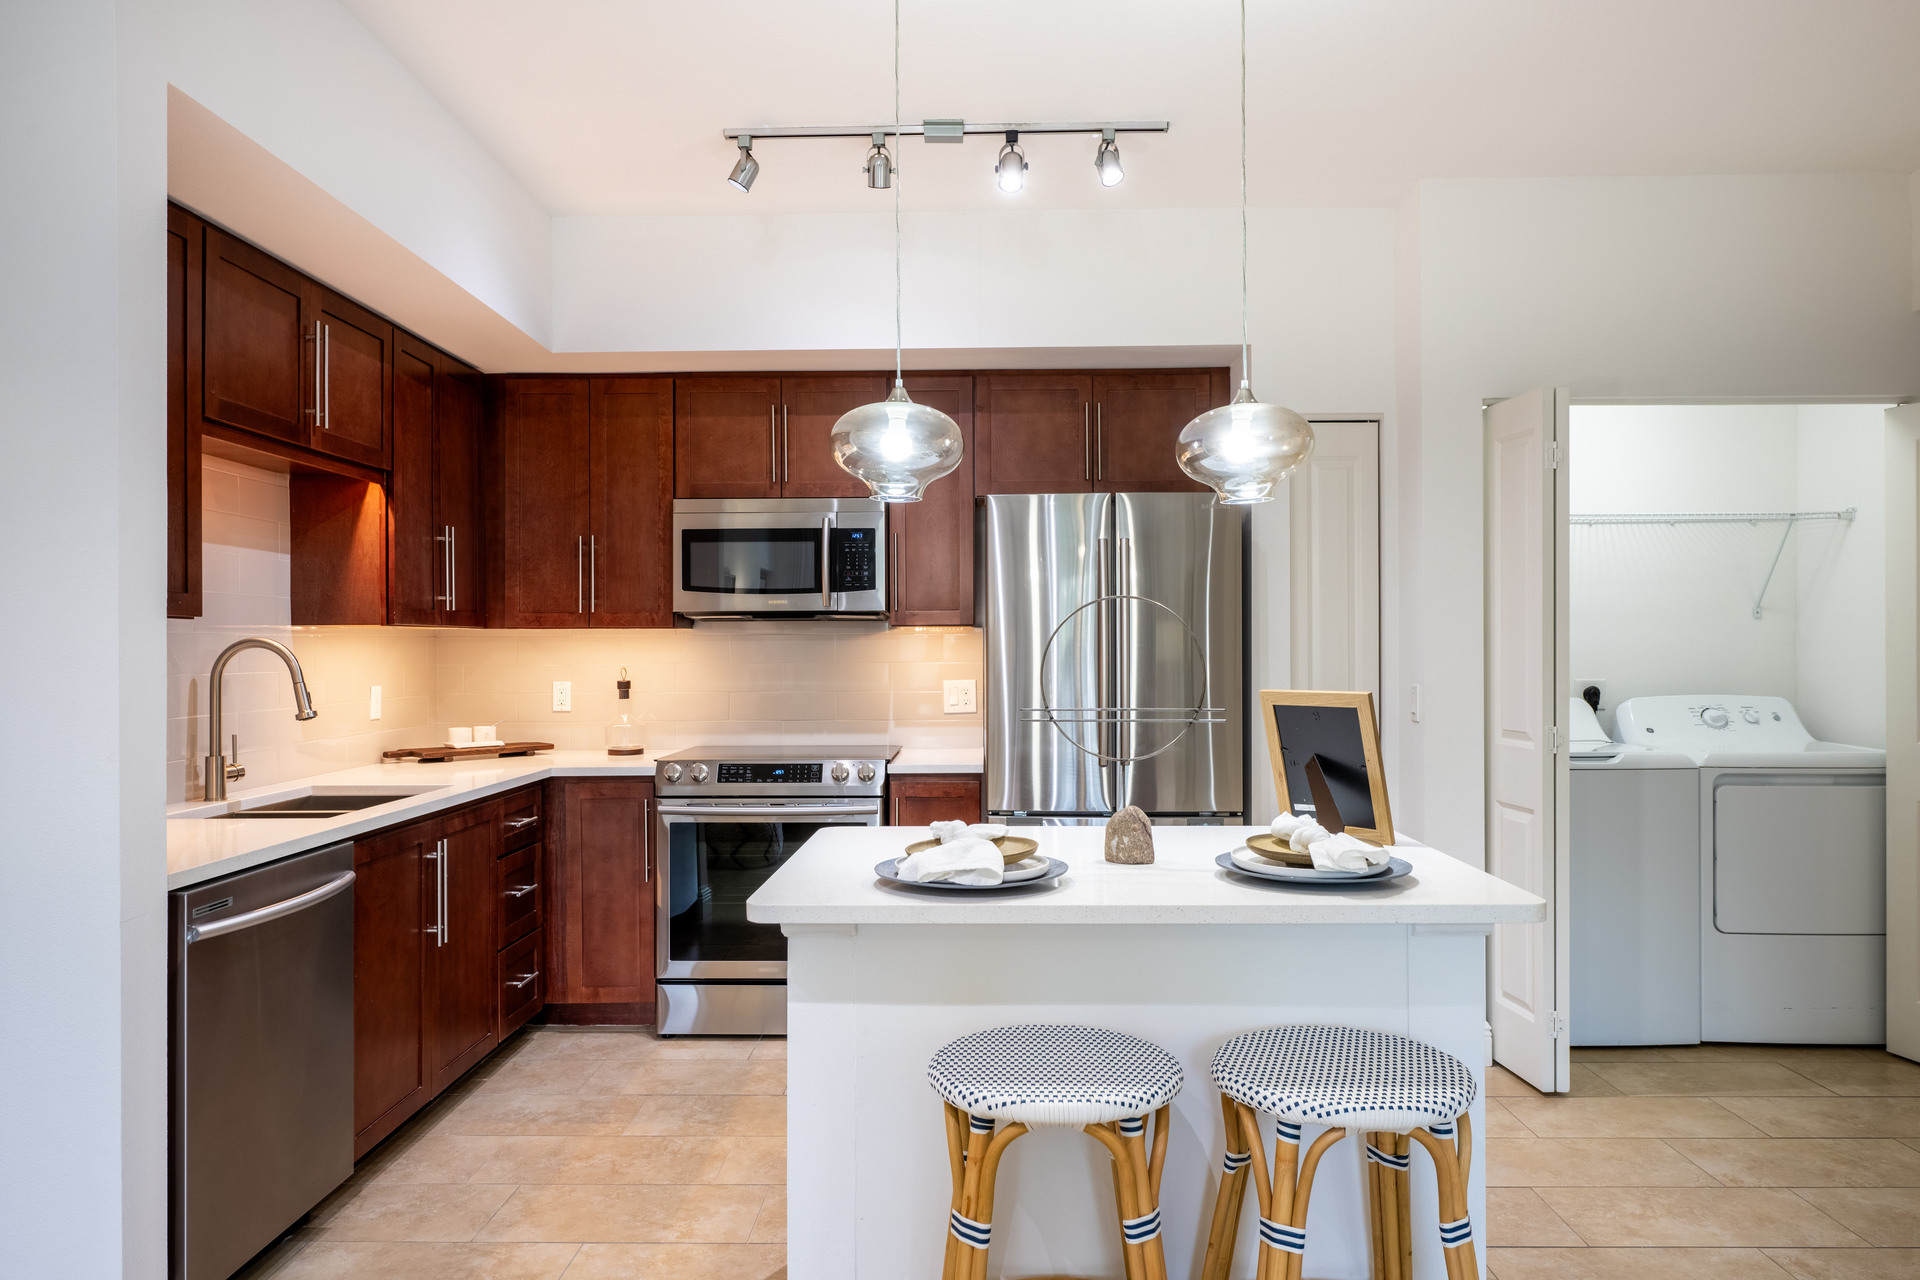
[1742,708,1760,724]
[856,762,877,783]
[660,762,682,783]
[830,762,851,783]
[689,763,710,784]
[1702,708,1730,728]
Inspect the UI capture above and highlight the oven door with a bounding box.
[655,799,881,980]
[672,501,887,616]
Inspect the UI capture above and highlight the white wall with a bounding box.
[1567,404,1886,748]
[0,2,167,1275]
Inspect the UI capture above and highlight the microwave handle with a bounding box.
[821,516,833,610]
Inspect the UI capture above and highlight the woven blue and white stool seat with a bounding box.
[1211,1024,1476,1133]
[928,1023,1184,1128]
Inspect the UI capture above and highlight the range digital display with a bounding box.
[716,762,823,785]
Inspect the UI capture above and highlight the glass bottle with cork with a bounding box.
[605,667,645,756]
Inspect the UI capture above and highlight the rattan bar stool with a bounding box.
[927,1024,1185,1280]
[1198,1024,1480,1280]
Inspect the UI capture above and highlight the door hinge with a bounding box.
[1549,724,1560,755]
[1551,1009,1568,1039]
[1547,440,1560,470]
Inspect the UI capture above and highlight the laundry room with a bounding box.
[1567,402,1892,1048]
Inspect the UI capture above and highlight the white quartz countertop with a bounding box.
[748,826,1545,926]
[886,747,984,774]
[166,751,657,889]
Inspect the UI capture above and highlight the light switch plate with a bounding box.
[369,685,381,720]
[943,679,976,714]
[552,681,572,712]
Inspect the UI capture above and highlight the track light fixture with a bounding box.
[864,132,893,189]
[995,130,1027,193]
[727,136,758,192]
[1095,128,1124,186]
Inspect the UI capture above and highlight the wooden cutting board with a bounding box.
[382,741,554,763]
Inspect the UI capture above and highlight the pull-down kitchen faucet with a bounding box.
[203,637,317,801]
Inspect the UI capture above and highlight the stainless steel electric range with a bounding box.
[653,744,891,1035]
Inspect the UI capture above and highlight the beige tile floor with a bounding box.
[236,1031,1920,1279]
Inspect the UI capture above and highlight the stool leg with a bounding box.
[1364,1131,1385,1280]
[946,1114,994,1280]
[1086,1123,1148,1280]
[966,1123,1028,1280]
[1411,1124,1478,1280]
[1108,1147,1143,1280]
[1123,1119,1168,1280]
[1281,1128,1347,1280]
[941,1105,965,1280]
[1393,1133,1413,1280]
[1200,1095,1249,1280]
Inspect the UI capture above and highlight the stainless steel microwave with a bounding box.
[672,498,888,618]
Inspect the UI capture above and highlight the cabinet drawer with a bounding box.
[501,787,543,850]
[498,843,543,947]
[499,929,544,1038]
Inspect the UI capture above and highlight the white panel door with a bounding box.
[1484,388,1571,1093]
[1290,420,1382,701]
[1887,404,1920,1061]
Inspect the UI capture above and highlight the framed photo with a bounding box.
[1259,690,1394,846]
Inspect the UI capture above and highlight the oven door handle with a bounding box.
[656,802,881,819]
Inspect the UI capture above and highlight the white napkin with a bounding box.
[931,820,1010,843]
[1306,832,1389,873]
[1270,812,1312,840]
[1287,820,1331,854]
[896,835,1004,885]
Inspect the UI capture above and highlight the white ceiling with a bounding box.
[343,0,1920,216]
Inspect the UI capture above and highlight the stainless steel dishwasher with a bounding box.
[170,842,355,1280]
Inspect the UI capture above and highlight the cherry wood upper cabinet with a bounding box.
[589,378,674,627]
[425,801,501,1095]
[497,378,592,627]
[974,373,1095,494]
[390,338,483,627]
[889,375,976,626]
[1091,371,1223,493]
[166,206,203,620]
[310,289,391,469]
[202,226,313,445]
[352,817,432,1157]
[549,778,656,1007]
[675,376,783,499]
[781,374,889,498]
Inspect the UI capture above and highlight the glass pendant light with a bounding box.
[831,0,963,503]
[1175,0,1313,504]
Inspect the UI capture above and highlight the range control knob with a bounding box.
[689,763,710,784]
[830,762,851,783]
[1702,708,1730,728]
[856,762,877,783]
[1742,708,1761,724]
[660,762,683,783]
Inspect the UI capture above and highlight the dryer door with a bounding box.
[1714,774,1885,935]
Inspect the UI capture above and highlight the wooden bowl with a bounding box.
[903,834,1041,867]
[1244,832,1313,867]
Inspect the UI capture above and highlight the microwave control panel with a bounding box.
[829,526,878,592]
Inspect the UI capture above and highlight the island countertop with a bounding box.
[748,825,1544,926]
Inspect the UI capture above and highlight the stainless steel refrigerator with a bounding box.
[984,492,1245,822]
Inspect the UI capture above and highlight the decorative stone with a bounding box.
[1104,805,1155,864]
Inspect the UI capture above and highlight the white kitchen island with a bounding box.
[748,826,1544,1280]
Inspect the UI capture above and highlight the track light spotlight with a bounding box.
[728,136,759,192]
[1094,127,1124,186]
[864,132,893,189]
[995,130,1027,193]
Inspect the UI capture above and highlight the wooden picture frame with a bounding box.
[1259,690,1395,846]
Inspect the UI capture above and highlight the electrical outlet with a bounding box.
[943,679,977,715]
[1574,678,1608,711]
[369,685,381,720]
[552,681,572,712]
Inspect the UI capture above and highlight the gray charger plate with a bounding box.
[875,857,1069,892]
[1215,851,1413,888]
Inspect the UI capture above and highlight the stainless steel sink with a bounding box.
[182,786,448,821]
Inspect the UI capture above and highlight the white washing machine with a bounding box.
[1615,695,1886,1044]
[1568,698,1704,1045]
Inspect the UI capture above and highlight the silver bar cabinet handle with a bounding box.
[506,884,538,898]
[448,525,457,611]
[578,536,585,612]
[504,816,539,830]
[1096,403,1103,481]
[321,322,331,429]
[770,405,778,486]
[783,404,789,482]
[437,838,449,946]
[1083,403,1091,480]
[506,972,539,990]
[311,321,323,424]
[435,526,451,606]
[186,871,355,944]
[590,535,597,613]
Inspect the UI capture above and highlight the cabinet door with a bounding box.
[889,375,975,626]
[889,774,984,826]
[674,376,781,499]
[780,373,888,498]
[552,779,655,1005]
[1092,371,1219,493]
[436,354,486,628]
[589,377,673,627]
[974,373,1094,494]
[387,338,439,626]
[426,802,501,1095]
[202,226,312,444]
[311,290,391,468]
[500,378,591,627]
[353,818,431,1157]
[166,206,203,619]
[498,929,545,1040]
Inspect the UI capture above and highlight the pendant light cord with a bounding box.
[1240,0,1249,389]
[894,0,903,386]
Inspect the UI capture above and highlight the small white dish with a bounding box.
[444,739,509,749]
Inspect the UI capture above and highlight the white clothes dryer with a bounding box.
[1615,695,1886,1044]
[1568,698,1703,1045]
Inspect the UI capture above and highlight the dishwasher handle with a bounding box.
[186,870,356,944]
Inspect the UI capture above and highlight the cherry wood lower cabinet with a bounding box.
[545,777,656,1017]
[887,774,984,826]
[352,816,435,1158]
[425,800,503,1095]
